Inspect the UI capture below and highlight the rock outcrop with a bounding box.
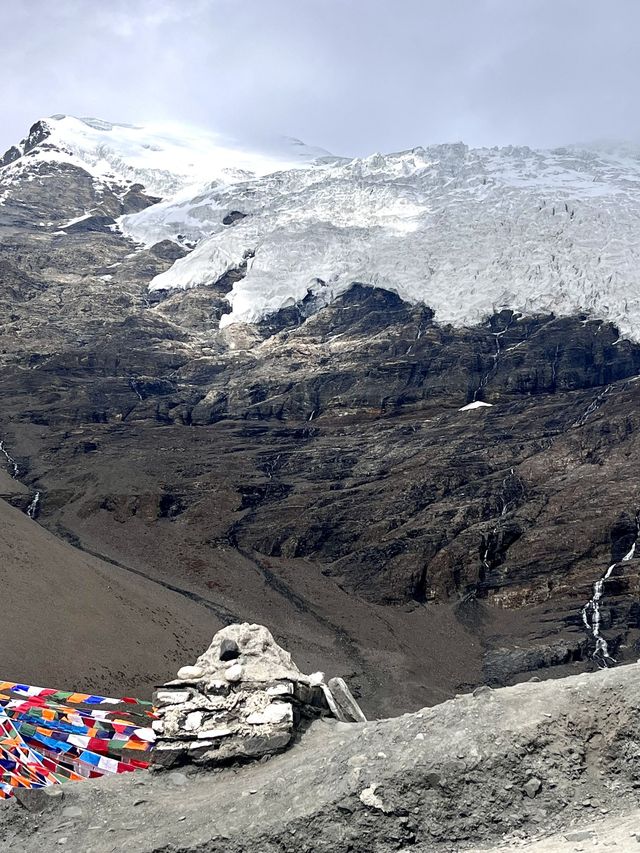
[152,624,365,768]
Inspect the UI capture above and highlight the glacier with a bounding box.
[3,116,640,340]
[121,140,640,339]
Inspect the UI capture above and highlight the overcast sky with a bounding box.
[2,0,639,157]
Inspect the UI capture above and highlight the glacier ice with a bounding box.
[123,141,640,340]
[4,115,640,342]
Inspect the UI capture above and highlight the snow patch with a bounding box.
[61,211,94,228]
[459,401,494,411]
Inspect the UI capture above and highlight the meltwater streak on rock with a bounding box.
[0,439,41,519]
[0,441,19,478]
[473,319,512,403]
[26,492,40,520]
[572,384,612,428]
[482,467,520,574]
[582,538,638,666]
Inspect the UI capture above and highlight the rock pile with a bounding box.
[152,623,366,768]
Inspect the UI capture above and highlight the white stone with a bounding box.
[320,683,341,719]
[156,690,192,705]
[326,677,367,723]
[266,683,293,696]
[184,712,203,731]
[224,663,243,682]
[177,665,204,680]
[246,702,293,726]
[190,741,213,751]
[197,727,234,739]
[359,784,389,812]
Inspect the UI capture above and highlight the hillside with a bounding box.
[0,496,215,696]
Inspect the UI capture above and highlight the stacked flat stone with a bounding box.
[152,623,365,769]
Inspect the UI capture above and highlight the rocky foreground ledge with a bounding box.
[3,664,640,852]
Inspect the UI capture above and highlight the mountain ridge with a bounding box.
[0,114,336,197]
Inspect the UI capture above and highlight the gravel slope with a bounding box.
[0,497,217,696]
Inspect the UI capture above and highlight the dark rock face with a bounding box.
[222,210,247,225]
[2,138,640,715]
[22,120,53,154]
[0,145,21,167]
[483,638,590,684]
[63,214,117,234]
[149,240,188,262]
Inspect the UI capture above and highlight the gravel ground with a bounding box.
[4,664,640,852]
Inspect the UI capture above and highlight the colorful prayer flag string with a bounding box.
[0,681,156,798]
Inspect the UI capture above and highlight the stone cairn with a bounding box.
[152,623,366,769]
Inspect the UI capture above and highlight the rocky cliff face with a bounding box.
[1,119,640,715]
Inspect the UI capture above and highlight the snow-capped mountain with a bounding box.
[120,140,640,338]
[5,111,640,724]
[4,115,640,341]
[0,114,335,197]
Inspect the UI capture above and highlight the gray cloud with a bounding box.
[1,0,639,157]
